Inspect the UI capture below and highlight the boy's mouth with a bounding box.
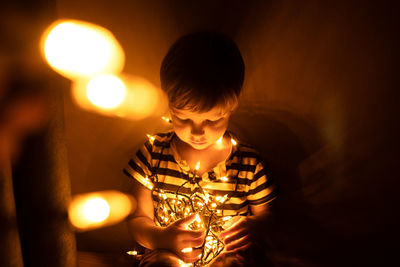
[190,139,207,146]
[191,140,206,145]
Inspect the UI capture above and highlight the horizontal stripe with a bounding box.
[154,167,189,180]
[144,141,153,155]
[152,181,249,198]
[153,140,171,147]
[248,191,278,205]
[226,163,256,172]
[248,186,274,201]
[127,159,146,178]
[156,132,172,137]
[151,152,176,162]
[151,194,249,212]
[136,149,152,172]
[123,168,133,179]
[149,151,260,167]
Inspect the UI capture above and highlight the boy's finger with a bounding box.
[183,235,205,247]
[223,242,252,256]
[223,228,248,245]
[220,218,245,238]
[180,247,202,263]
[173,213,198,227]
[181,229,206,240]
[225,235,251,252]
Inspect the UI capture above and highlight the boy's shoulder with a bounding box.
[228,131,265,162]
[145,131,175,148]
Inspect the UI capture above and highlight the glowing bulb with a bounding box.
[216,136,223,145]
[181,247,193,253]
[82,197,110,223]
[219,176,228,182]
[195,214,202,223]
[86,74,126,109]
[195,161,200,171]
[161,116,172,123]
[178,260,191,267]
[42,20,125,79]
[147,134,155,145]
[126,250,138,256]
[230,138,237,146]
[222,216,232,221]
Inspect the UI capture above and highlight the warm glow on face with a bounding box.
[86,75,126,109]
[170,107,231,150]
[42,20,125,79]
[82,197,110,223]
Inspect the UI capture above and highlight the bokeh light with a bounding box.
[69,191,136,231]
[71,74,167,119]
[86,74,126,109]
[82,197,110,223]
[41,19,125,79]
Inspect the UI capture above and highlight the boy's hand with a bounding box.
[219,216,254,253]
[160,213,206,263]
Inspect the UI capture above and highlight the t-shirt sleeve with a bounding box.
[247,160,278,206]
[123,140,154,190]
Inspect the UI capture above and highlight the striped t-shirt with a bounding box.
[124,131,277,218]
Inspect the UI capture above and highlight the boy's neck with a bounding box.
[173,133,232,176]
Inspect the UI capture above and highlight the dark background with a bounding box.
[2,0,399,266]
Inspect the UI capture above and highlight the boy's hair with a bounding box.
[160,32,244,113]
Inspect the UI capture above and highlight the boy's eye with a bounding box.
[206,118,222,124]
[175,116,190,123]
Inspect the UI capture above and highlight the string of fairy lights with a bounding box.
[127,116,242,267]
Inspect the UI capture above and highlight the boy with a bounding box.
[124,32,277,266]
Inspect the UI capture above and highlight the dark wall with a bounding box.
[233,1,399,265]
[58,1,398,265]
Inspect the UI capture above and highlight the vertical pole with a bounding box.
[12,81,77,267]
[0,158,24,267]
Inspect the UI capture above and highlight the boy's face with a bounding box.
[170,106,230,150]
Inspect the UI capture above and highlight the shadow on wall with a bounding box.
[230,108,324,266]
[230,108,318,208]
[231,1,398,266]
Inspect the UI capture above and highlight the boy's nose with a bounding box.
[190,123,205,136]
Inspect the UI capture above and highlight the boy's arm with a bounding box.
[127,179,205,262]
[219,157,277,252]
[127,179,163,249]
[218,202,273,253]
